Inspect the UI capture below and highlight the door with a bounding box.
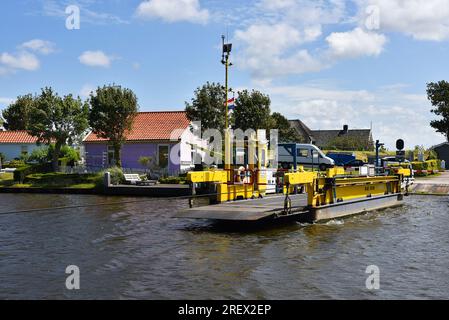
[158,145,169,169]
[297,147,310,164]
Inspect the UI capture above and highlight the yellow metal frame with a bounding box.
[187,170,228,183]
[282,170,405,208]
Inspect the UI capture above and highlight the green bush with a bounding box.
[13,163,52,182]
[94,166,125,189]
[19,153,30,162]
[29,147,49,163]
[24,172,97,186]
[159,176,187,184]
[30,145,81,165]
[5,159,26,168]
[426,159,441,171]
[411,160,442,175]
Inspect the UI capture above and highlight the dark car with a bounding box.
[343,159,366,169]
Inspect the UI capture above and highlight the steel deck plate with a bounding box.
[174,194,308,221]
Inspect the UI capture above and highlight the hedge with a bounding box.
[411,160,442,175]
[13,163,53,183]
[159,176,187,184]
[3,159,26,168]
[24,173,97,185]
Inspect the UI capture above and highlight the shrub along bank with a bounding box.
[411,160,442,176]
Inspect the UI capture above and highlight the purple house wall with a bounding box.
[84,142,180,175]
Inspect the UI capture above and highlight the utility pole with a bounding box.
[221,35,233,181]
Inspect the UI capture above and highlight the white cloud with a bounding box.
[0,39,56,75]
[136,0,209,24]
[232,1,358,81]
[0,97,14,106]
[260,82,442,149]
[235,23,325,79]
[0,51,40,71]
[326,27,387,58]
[41,0,129,25]
[356,0,449,41]
[79,51,113,67]
[257,0,346,26]
[21,39,56,55]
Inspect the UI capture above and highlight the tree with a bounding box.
[28,87,89,171]
[89,85,138,168]
[427,80,449,141]
[270,112,303,142]
[233,90,271,131]
[185,82,226,133]
[2,94,34,130]
[29,145,80,165]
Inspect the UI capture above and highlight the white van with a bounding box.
[278,144,335,171]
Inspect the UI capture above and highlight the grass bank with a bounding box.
[0,172,97,189]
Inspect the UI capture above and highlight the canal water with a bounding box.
[0,193,448,299]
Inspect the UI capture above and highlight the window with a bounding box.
[21,145,28,155]
[297,149,309,157]
[107,145,115,165]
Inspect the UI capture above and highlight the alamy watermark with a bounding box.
[169,121,279,168]
[365,265,380,290]
[65,265,80,290]
[65,5,80,30]
[365,5,380,31]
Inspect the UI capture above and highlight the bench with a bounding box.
[124,174,158,186]
[124,174,142,185]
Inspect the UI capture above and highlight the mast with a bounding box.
[221,35,232,129]
[221,35,233,180]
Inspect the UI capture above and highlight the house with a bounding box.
[0,130,40,161]
[288,119,314,144]
[83,111,205,175]
[431,142,449,169]
[289,120,374,151]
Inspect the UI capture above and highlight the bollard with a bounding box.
[104,171,111,188]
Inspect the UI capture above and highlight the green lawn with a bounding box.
[0,172,97,189]
[0,172,15,187]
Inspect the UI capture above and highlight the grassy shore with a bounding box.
[0,172,97,189]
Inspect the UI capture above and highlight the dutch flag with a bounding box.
[226,97,235,110]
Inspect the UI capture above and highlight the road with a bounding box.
[411,171,449,194]
[414,171,449,184]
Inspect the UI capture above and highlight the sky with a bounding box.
[1,0,449,149]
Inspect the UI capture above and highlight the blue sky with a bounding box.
[1,0,449,149]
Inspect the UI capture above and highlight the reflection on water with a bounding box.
[0,193,448,299]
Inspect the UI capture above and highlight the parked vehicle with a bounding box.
[326,152,356,166]
[278,144,335,171]
[344,159,366,169]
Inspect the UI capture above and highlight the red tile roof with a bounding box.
[84,111,191,142]
[0,130,38,144]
